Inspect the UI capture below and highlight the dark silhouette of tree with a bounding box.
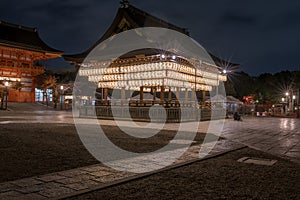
[224,81,237,96]
[43,76,57,107]
[228,70,299,105]
[229,71,256,99]
[12,81,22,102]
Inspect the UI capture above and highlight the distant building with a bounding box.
[0,21,62,102]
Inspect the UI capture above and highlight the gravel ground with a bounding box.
[66,148,300,200]
[0,123,96,182]
[0,123,212,183]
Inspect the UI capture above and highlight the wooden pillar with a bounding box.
[191,89,196,102]
[153,87,156,105]
[168,88,172,101]
[184,88,189,103]
[128,87,132,106]
[31,78,35,102]
[202,90,206,106]
[160,86,164,105]
[176,87,180,99]
[176,87,180,107]
[103,88,108,103]
[121,87,126,106]
[166,87,172,106]
[140,86,144,106]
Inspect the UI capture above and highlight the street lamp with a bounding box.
[60,85,64,110]
[5,81,8,110]
[292,95,296,113]
[216,69,228,97]
[285,92,290,113]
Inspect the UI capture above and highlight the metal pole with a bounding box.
[5,81,9,110]
[292,91,295,113]
[285,92,289,114]
[216,75,219,97]
[60,91,63,110]
[5,85,8,110]
[60,85,64,110]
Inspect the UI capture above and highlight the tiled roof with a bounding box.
[0,20,62,54]
[64,1,239,69]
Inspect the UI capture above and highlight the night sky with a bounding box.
[1,0,300,76]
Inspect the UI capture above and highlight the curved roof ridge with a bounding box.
[126,4,189,35]
[0,20,37,32]
[0,21,62,54]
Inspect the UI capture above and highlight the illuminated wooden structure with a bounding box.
[0,21,62,102]
[64,1,239,121]
[78,49,227,104]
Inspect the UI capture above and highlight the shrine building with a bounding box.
[64,1,239,121]
[0,21,62,102]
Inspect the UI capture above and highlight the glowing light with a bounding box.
[292,95,296,100]
[285,92,289,96]
[5,81,9,87]
[222,69,227,74]
[80,59,222,92]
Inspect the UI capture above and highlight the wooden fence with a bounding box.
[79,106,225,122]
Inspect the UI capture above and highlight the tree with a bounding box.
[228,70,300,105]
[12,81,22,102]
[224,81,237,96]
[41,75,57,107]
[230,71,256,99]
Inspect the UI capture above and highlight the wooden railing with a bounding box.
[79,106,225,122]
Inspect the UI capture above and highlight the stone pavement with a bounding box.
[221,117,300,163]
[96,116,300,163]
[0,139,244,199]
[0,103,299,199]
[0,103,74,125]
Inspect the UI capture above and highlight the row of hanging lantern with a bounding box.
[96,78,212,91]
[80,57,225,92]
[79,61,224,80]
[88,69,218,87]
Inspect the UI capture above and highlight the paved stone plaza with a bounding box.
[222,117,300,163]
[100,114,300,164]
[0,103,299,199]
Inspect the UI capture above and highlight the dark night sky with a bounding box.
[1,0,300,75]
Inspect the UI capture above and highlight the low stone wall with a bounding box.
[79,106,225,122]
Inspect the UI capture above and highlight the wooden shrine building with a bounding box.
[0,21,62,102]
[64,0,239,121]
